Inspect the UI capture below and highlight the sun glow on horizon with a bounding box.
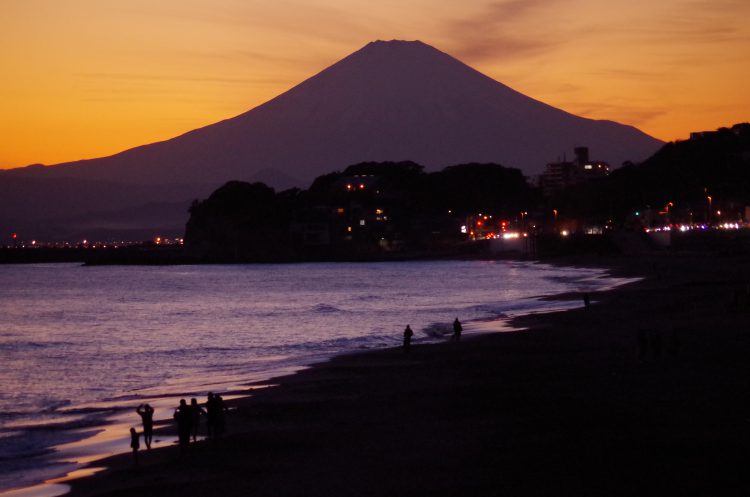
[1,0,748,168]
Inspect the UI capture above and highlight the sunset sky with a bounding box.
[1,0,748,169]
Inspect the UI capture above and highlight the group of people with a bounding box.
[173,393,228,448]
[129,318,467,465]
[402,317,462,353]
[129,392,229,465]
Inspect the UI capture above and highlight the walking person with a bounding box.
[136,403,154,450]
[403,325,414,353]
[452,318,462,341]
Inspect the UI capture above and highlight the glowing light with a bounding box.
[560,230,569,237]
[502,232,520,239]
[460,225,467,234]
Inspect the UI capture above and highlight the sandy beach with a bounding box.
[62,252,750,497]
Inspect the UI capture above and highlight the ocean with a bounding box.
[0,260,632,495]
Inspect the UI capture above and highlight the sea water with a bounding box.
[0,260,631,494]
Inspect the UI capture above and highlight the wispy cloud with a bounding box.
[440,0,572,62]
[564,101,669,128]
[76,72,288,86]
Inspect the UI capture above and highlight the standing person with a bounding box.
[205,392,216,440]
[173,399,192,451]
[215,394,227,439]
[129,427,140,468]
[403,325,414,353]
[190,398,206,442]
[136,403,154,450]
[452,318,462,341]
[583,293,591,310]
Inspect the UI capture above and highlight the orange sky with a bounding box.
[1,0,748,168]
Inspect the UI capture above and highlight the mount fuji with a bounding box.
[1,40,662,239]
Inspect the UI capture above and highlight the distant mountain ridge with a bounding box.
[6,40,661,184]
[1,40,663,240]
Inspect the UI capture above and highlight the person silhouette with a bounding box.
[215,394,228,439]
[206,392,217,440]
[173,399,192,451]
[403,325,414,353]
[136,403,154,449]
[190,398,206,442]
[452,318,462,341]
[583,293,591,310]
[129,427,140,467]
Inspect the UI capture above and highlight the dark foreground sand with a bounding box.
[68,253,750,497]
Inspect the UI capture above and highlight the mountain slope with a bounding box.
[7,40,662,187]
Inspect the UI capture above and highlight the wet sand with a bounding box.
[65,253,750,496]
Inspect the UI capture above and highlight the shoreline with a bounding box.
[1,258,616,497]
[14,252,750,496]
[1,290,591,496]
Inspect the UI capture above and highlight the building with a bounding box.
[539,146,610,196]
